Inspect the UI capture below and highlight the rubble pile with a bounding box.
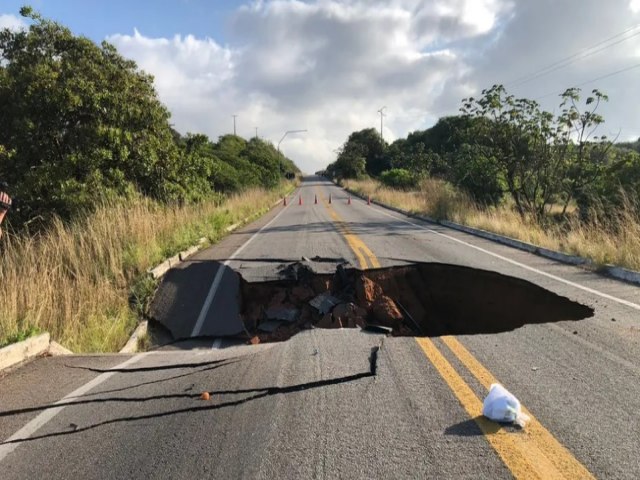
[238,262,594,344]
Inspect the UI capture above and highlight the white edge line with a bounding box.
[0,353,147,463]
[191,192,296,337]
[367,203,640,312]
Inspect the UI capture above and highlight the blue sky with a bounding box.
[2,1,640,172]
[2,0,244,42]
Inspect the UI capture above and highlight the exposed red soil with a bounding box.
[239,262,594,344]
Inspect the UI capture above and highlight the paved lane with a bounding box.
[2,175,640,479]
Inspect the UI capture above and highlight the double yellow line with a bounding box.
[319,189,594,480]
[319,192,380,270]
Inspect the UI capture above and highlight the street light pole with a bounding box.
[278,129,307,153]
[232,115,237,136]
[377,106,386,141]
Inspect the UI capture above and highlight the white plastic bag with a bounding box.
[482,383,530,427]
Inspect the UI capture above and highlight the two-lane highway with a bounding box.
[2,176,640,479]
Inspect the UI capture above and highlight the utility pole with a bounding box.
[232,115,237,136]
[278,129,307,153]
[377,106,386,141]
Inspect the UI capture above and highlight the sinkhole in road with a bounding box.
[239,262,594,343]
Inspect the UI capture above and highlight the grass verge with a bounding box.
[0,183,293,352]
[343,178,640,272]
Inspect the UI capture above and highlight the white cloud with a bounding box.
[108,0,640,172]
[0,13,26,31]
[109,0,505,172]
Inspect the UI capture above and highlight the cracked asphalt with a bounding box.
[1,176,640,479]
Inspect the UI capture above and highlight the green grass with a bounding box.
[0,325,42,349]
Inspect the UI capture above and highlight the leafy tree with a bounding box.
[460,86,557,217]
[327,144,367,179]
[555,88,611,216]
[0,7,195,224]
[449,144,504,205]
[387,139,433,173]
[342,128,388,177]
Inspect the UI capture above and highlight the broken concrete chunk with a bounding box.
[237,262,593,345]
[265,306,299,323]
[309,292,340,314]
[258,319,283,333]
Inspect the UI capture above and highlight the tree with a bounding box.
[555,88,611,216]
[461,86,560,218]
[0,7,195,224]
[343,128,388,177]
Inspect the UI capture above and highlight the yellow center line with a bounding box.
[314,185,593,479]
[317,189,380,269]
[416,337,547,479]
[440,336,595,480]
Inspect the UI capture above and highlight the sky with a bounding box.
[2,0,640,173]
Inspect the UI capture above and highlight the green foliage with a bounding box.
[449,144,504,205]
[0,10,187,224]
[380,169,419,190]
[327,128,387,179]
[0,9,298,230]
[0,325,41,348]
[460,85,611,218]
[331,84,638,224]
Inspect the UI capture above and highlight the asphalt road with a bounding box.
[2,176,640,479]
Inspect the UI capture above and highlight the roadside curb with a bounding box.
[342,184,640,287]
[0,333,74,373]
[119,321,148,354]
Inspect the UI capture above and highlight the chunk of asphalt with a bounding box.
[278,261,316,282]
[363,324,394,334]
[258,320,283,333]
[309,292,340,315]
[265,306,299,323]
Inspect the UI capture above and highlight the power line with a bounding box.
[536,61,640,100]
[506,23,640,88]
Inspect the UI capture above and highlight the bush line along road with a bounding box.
[1,176,639,479]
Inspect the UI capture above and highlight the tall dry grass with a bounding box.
[0,185,290,352]
[344,178,640,272]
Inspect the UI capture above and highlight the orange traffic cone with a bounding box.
[314,194,318,204]
[299,195,303,205]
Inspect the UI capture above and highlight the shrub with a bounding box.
[380,169,419,190]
